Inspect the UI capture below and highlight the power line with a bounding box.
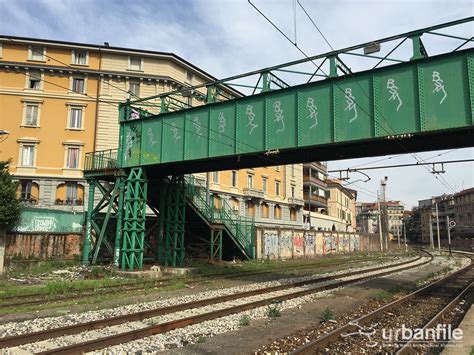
[328,159,474,173]
[252,0,458,194]
[295,1,458,194]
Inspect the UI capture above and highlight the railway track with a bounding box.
[288,251,472,354]
[0,251,431,354]
[0,254,401,310]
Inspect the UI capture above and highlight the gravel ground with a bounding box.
[0,255,421,353]
[0,255,411,338]
[254,254,471,354]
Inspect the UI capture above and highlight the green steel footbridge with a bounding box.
[82,18,474,270]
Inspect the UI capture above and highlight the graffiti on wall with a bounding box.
[340,235,350,252]
[353,234,360,251]
[293,233,304,256]
[264,231,278,259]
[323,234,337,254]
[280,231,293,257]
[304,233,315,256]
[9,208,84,233]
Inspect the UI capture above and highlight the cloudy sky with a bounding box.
[0,0,472,208]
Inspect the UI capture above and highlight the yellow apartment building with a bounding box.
[0,37,100,210]
[0,35,305,228]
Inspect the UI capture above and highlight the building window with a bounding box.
[69,107,83,129]
[129,81,140,97]
[262,202,270,218]
[262,177,267,193]
[212,171,219,183]
[23,103,39,126]
[20,180,32,200]
[66,182,78,204]
[72,50,88,65]
[72,77,85,93]
[291,185,295,198]
[186,71,193,82]
[248,174,253,189]
[66,147,80,169]
[28,70,42,90]
[290,207,297,221]
[275,181,280,196]
[231,171,237,187]
[291,165,295,176]
[274,205,282,219]
[129,56,142,71]
[21,145,35,166]
[275,165,280,172]
[29,46,45,61]
[246,200,255,217]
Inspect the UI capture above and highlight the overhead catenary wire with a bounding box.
[249,0,459,194]
[294,1,459,194]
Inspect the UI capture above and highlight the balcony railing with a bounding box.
[304,194,328,206]
[243,188,265,199]
[84,149,118,172]
[287,197,305,206]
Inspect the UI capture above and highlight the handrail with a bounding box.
[84,149,118,172]
[184,175,255,257]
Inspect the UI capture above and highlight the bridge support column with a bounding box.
[82,179,96,266]
[210,226,223,261]
[121,168,147,271]
[163,176,186,267]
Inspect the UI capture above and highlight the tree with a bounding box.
[405,207,421,242]
[0,160,21,228]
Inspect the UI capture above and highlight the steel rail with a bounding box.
[290,252,472,354]
[11,253,430,354]
[0,255,394,308]
[396,281,473,354]
[0,254,426,350]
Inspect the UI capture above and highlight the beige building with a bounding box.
[454,188,474,237]
[327,179,357,231]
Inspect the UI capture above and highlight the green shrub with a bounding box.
[267,305,281,319]
[239,314,251,326]
[322,306,334,321]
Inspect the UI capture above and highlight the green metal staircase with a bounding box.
[184,175,255,260]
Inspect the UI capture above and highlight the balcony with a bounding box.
[304,193,328,207]
[287,197,304,206]
[84,149,118,173]
[303,175,327,188]
[243,187,265,200]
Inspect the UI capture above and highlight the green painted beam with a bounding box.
[119,49,473,169]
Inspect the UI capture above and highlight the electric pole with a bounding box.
[429,215,434,249]
[403,220,407,252]
[447,215,452,255]
[435,202,441,250]
[377,192,383,252]
[380,177,388,251]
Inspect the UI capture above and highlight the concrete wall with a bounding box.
[256,226,382,259]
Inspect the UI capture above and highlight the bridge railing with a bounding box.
[120,17,472,116]
[184,175,255,258]
[84,149,118,172]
